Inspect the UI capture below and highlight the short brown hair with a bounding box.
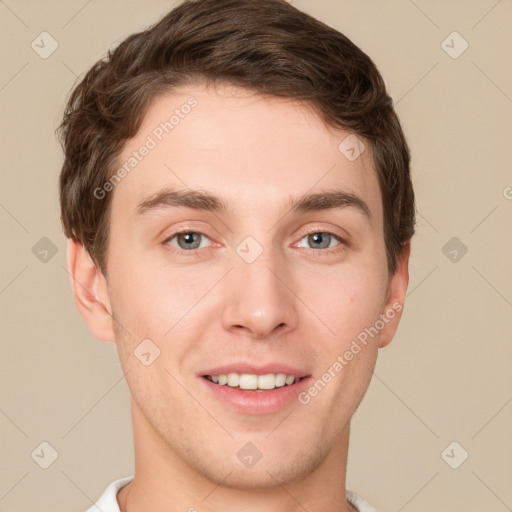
[58,0,415,276]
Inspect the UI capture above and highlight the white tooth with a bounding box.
[227,373,239,387]
[275,373,287,387]
[212,372,298,390]
[239,374,258,390]
[258,373,277,390]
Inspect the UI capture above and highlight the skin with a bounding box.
[67,82,410,512]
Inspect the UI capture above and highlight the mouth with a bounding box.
[199,363,312,414]
[203,372,305,392]
[200,367,312,415]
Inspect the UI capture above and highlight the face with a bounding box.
[89,82,407,489]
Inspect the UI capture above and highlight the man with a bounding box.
[58,0,415,510]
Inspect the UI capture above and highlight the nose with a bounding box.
[221,249,298,340]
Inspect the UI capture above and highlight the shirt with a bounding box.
[85,476,381,512]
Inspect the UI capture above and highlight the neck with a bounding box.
[117,398,357,512]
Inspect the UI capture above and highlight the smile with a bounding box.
[204,373,303,391]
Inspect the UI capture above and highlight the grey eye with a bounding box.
[298,232,340,250]
[308,233,331,249]
[167,232,208,250]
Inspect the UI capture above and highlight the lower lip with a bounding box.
[200,376,313,415]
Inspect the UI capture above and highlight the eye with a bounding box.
[296,231,344,252]
[164,231,211,251]
[162,229,346,256]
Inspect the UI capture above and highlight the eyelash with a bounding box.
[162,228,347,256]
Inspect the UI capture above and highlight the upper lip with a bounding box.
[200,362,310,378]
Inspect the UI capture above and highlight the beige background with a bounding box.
[1,0,511,511]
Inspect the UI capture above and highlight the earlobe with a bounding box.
[378,242,411,348]
[66,239,116,343]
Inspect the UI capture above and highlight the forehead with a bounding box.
[110,83,382,224]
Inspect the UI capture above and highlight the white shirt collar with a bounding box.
[85,476,381,512]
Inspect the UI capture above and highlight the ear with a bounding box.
[66,239,115,343]
[378,242,411,349]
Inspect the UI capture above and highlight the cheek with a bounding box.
[298,269,383,418]
[301,264,387,347]
[108,239,173,317]
[108,253,219,359]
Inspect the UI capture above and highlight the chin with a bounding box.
[182,438,329,491]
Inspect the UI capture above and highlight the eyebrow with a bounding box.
[135,187,372,223]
